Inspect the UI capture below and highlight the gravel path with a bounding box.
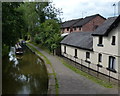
[29,43,118,94]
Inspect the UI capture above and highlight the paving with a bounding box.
[28,43,118,94]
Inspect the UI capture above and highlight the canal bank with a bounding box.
[26,43,58,94]
[27,43,118,95]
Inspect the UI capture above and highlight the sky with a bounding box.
[52,0,120,22]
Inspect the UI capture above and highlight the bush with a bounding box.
[34,34,41,44]
[2,44,9,57]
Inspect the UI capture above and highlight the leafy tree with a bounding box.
[35,19,62,52]
[2,2,24,56]
[17,2,62,41]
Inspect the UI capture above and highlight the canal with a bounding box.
[2,45,48,95]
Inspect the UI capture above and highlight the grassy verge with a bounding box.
[26,43,59,94]
[29,41,51,54]
[58,57,114,88]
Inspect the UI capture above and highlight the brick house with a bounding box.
[61,14,106,34]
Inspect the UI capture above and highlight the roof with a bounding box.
[61,32,93,50]
[61,18,83,28]
[73,14,106,27]
[92,15,120,36]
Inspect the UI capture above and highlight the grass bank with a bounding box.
[26,43,59,94]
[58,57,114,88]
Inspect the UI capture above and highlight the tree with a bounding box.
[17,2,62,41]
[2,2,24,56]
[35,19,62,52]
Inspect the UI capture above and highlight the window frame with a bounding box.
[98,53,102,62]
[74,27,76,31]
[67,28,69,31]
[64,46,66,54]
[97,36,103,47]
[86,52,90,59]
[106,56,116,73]
[79,27,81,30]
[108,56,115,70]
[111,36,116,45]
[99,36,103,44]
[74,49,78,58]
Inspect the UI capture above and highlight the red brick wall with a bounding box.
[82,16,105,32]
[61,16,106,33]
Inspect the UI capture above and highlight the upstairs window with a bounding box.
[111,36,116,45]
[86,52,90,59]
[98,53,102,62]
[98,36,103,47]
[74,27,76,31]
[64,46,66,54]
[67,28,69,31]
[74,49,77,58]
[99,36,103,44]
[79,27,81,30]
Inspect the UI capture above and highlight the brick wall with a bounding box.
[82,16,105,32]
[61,16,106,33]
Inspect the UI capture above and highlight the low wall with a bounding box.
[61,53,120,85]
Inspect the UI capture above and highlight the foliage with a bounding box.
[17,2,62,41]
[2,2,62,56]
[2,2,20,46]
[2,44,9,56]
[2,2,24,56]
[34,19,62,51]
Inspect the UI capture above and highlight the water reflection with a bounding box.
[9,47,19,67]
[2,46,48,95]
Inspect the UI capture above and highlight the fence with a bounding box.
[61,52,120,84]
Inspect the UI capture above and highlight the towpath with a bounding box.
[28,43,118,94]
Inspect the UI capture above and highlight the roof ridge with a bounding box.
[64,18,83,22]
[84,14,99,18]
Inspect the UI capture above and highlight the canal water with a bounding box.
[2,46,48,95]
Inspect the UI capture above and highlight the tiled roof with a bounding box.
[61,18,83,28]
[60,32,93,50]
[92,15,120,36]
[73,14,106,27]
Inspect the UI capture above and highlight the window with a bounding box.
[86,52,90,59]
[99,36,103,44]
[74,27,76,31]
[98,53,102,62]
[67,28,69,31]
[98,36,103,47]
[74,49,77,58]
[111,36,116,45]
[70,28,73,32]
[108,56,115,70]
[64,46,66,54]
[79,27,81,30]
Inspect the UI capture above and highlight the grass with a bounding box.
[26,43,59,94]
[29,41,51,54]
[58,57,114,88]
